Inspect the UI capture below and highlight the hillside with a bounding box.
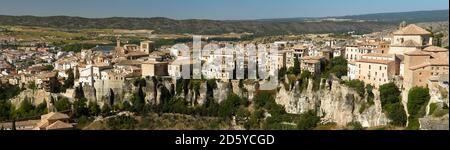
[338,10,449,23]
[0,10,448,35]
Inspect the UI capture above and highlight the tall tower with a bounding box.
[399,21,407,29]
[116,38,121,48]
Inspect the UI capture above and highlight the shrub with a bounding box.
[296,111,320,130]
[385,103,407,126]
[345,80,365,97]
[407,87,430,119]
[54,97,71,112]
[107,115,138,130]
[346,121,364,130]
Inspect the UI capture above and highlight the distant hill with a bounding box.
[338,10,449,23]
[0,10,448,35]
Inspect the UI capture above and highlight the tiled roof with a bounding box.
[393,24,431,35]
[45,120,73,130]
[355,59,393,65]
[405,50,430,56]
[423,46,448,52]
[41,112,70,121]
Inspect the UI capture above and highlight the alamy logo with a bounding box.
[170,36,279,90]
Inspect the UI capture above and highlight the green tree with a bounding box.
[366,85,374,105]
[49,76,62,93]
[73,98,89,118]
[131,86,146,113]
[102,104,112,116]
[407,87,430,130]
[296,110,320,130]
[54,97,71,112]
[64,68,75,89]
[34,101,48,116]
[293,55,300,75]
[345,80,365,97]
[385,103,407,126]
[253,92,275,109]
[379,83,401,107]
[218,94,242,118]
[379,83,406,126]
[16,97,35,117]
[327,56,348,78]
[0,101,13,121]
[88,101,101,116]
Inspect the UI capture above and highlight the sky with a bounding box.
[0,0,448,20]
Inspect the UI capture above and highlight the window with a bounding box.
[385,67,387,70]
[419,72,422,75]
[380,66,382,70]
[369,65,371,69]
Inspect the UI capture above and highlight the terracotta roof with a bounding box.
[409,59,449,70]
[362,53,394,57]
[399,40,422,47]
[355,59,393,65]
[41,112,70,121]
[45,120,73,130]
[405,50,430,56]
[423,46,448,52]
[393,24,431,35]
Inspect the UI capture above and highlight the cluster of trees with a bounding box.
[47,68,75,93]
[406,87,430,130]
[61,43,99,52]
[379,83,407,127]
[344,80,366,97]
[0,97,48,122]
[322,56,348,78]
[0,83,24,121]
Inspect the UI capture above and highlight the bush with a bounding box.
[379,83,401,107]
[88,101,101,116]
[406,117,420,130]
[54,97,71,112]
[385,103,407,126]
[73,98,89,118]
[429,103,438,115]
[296,111,320,130]
[327,56,348,78]
[345,80,365,97]
[407,87,430,119]
[346,121,364,130]
[366,85,374,105]
[107,115,138,130]
[218,94,242,118]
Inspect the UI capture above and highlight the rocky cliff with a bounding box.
[276,78,389,128]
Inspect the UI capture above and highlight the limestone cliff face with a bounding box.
[275,78,389,128]
[11,89,50,107]
[213,81,231,103]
